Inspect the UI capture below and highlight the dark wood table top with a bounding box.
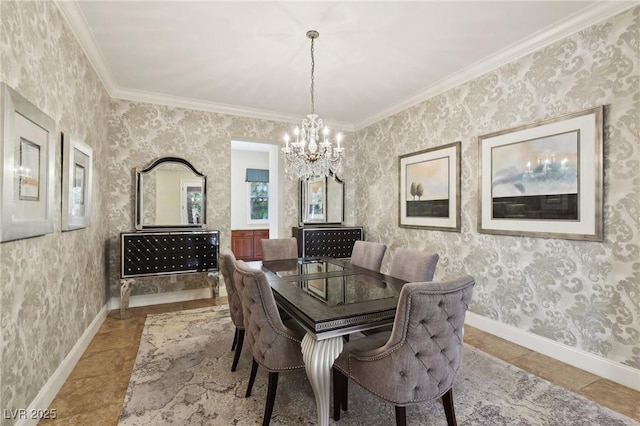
[247,257,407,339]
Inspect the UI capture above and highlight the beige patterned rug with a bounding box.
[119,306,637,425]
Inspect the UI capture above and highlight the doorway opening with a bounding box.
[230,140,284,258]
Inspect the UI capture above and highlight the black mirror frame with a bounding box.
[135,156,207,230]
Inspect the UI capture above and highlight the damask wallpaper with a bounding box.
[350,7,639,368]
[0,0,111,420]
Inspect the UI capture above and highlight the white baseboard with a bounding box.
[108,287,214,310]
[465,311,640,391]
[218,285,227,297]
[18,304,108,426]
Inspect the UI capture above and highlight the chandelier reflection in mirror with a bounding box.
[282,30,344,180]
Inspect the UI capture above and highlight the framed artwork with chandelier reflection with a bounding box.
[299,173,345,225]
[399,141,461,231]
[302,176,326,223]
[0,83,55,242]
[61,132,93,231]
[478,106,603,241]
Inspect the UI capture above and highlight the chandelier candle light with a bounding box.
[282,30,344,180]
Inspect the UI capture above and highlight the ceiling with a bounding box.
[56,1,633,130]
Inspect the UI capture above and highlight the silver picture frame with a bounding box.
[302,176,326,223]
[399,141,461,231]
[0,83,55,242]
[478,106,603,241]
[61,132,93,231]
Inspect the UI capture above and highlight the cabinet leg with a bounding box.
[207,272,219,298]
[120,279,134,319]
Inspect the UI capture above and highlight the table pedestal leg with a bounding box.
[301,333,343,426]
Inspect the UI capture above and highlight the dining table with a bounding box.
[246,257,407,426]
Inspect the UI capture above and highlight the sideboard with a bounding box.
[120,229,220,317]
[292,226,363,259]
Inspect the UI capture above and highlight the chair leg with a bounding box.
[245,358,259,397]
[231,327,238,351]
[332,368,349,413]
[231,329,245,372]
[394,406,407,426]
[332,368,343,420]
[262,372,279,426]
[441,388,457,426]
[342,374,348,412]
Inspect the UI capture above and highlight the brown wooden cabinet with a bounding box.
[231,229,269,261]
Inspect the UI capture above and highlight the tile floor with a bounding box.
[40,298,639,425]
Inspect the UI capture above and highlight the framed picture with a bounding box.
[61,132,93,231]
[399,141,461,231]
[1,83,55,242]
[303,176,326,223]
[478,106,603,241]
[306,278,328,301]
[302,261,328,300]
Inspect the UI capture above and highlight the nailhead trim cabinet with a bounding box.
[119,230,220,318]
[293,226,363,259]
[121,230,219,278]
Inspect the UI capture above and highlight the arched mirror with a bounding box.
[135,157,206,229]
[299,174,344,225]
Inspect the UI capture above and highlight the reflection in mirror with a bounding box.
[300,174,344,225]
[135,157,206,229]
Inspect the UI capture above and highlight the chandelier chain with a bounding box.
[310,36,315,114]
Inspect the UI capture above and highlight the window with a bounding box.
[246,169,269,222]
[249,182,269,221]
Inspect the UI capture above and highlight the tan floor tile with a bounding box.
[182,297,222,309]
[50,375,128,416]
[97,315,141,333]
[84,328,142,354]
[464,325,531,362]
[66,348,137,381]
[41,401,122,426]
[509,351,600,391]
[578,379,640,421]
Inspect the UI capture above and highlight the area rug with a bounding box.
[119,306,637,425]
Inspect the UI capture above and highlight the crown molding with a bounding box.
[353,1,637,130]
[110,86,355,131]
[56,0,634,133]
[54,0,116,93]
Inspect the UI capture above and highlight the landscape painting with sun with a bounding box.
[405,156,450,218]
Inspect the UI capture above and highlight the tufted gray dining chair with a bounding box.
[332,275,475,426]
[389,248,440,282]
[350,240,387,272]
[362,248,440,337]
[260,237,299,261]
[233,259,306,426]
[218,248,245,372]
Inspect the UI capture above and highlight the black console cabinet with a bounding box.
[293,226,363,258]
[119,230,220,319]
[121,230,220,278]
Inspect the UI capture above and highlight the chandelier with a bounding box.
[282,30,344,180]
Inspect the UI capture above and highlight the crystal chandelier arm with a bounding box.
[281,30,344,180]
